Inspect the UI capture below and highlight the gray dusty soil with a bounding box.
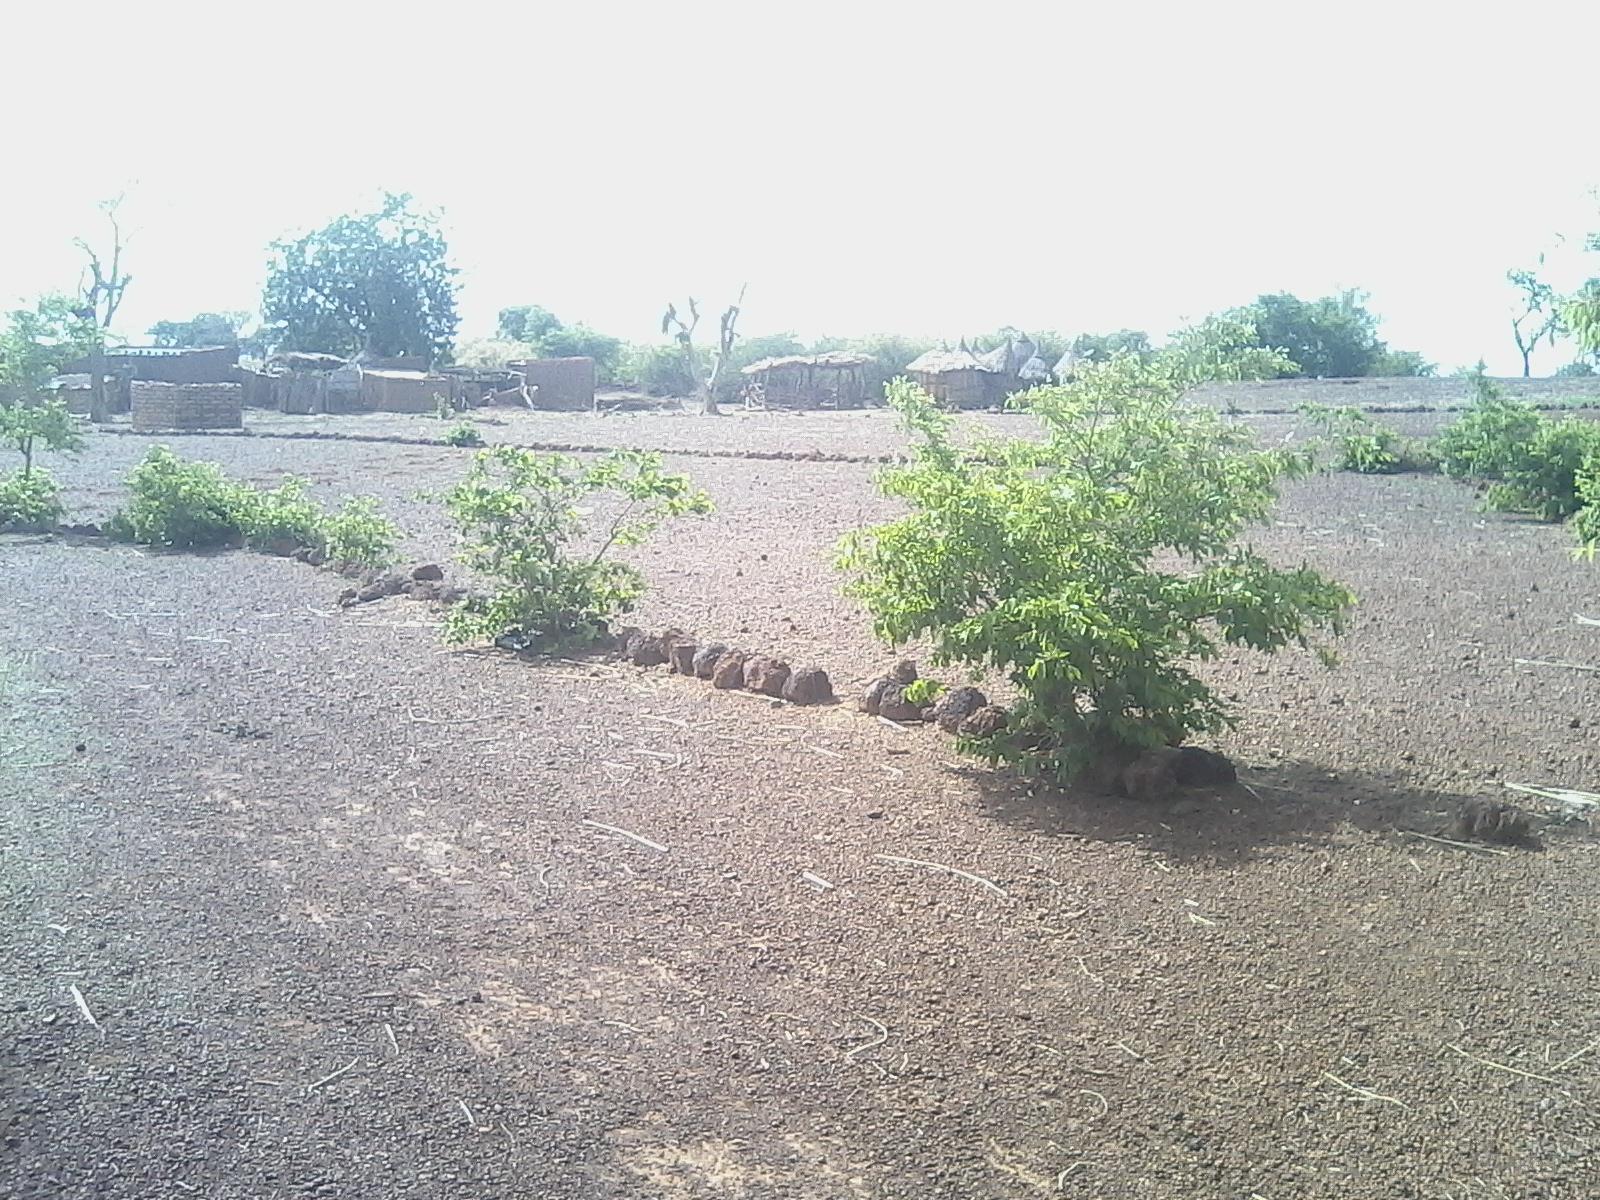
[3,404,1599,1198]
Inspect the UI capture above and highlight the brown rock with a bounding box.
[861,677,896,716]
[711,650,749,689]
[669,641,698,675]
[957,704,1009,738]
[293,546,314,563]
[630,633,670,668]
[379,573,409,597]
[692,642,728,679]
[412,562,445,582]
[1174,745,1237,787]
[743,655,792,697]
[782,666,834,706]
[612,625,645,659]
[436,585,467,606]
[406,581,442,602]
[877,685,925,724]
[1119,746,1182,803]
[889,658,919,684]
[931,686,988,733]
[336,587,359,607]
[356,582,387,604]
[264,537,300,558]
[305,546,327,567]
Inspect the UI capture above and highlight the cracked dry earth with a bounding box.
[3,409,1600,1199]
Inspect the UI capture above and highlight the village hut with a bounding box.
[903,347,1006,408]
[740,351,874,409]
[508,357,596,410]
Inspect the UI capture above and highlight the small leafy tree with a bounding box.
[1508,262,1563,378]
[148,311,251,349]
[838,326,1354,783]
[443,446,711,649]
[0,398,83,477]
[1298,403,1432,474]
[1435,369,1544,481]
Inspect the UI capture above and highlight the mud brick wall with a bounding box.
[130,382,244,431]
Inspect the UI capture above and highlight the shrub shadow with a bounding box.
[961,757,1546,866]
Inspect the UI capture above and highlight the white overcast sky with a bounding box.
[3,0,1597,373]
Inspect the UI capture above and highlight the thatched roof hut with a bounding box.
[904,347,1006,409]
[740,351,874,409]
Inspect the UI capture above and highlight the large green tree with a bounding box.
[147,311,251,348]
[1070,329,1153,363]
[262,193,459,363]
[1229,290,1429,379]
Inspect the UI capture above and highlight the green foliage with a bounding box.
[496,305,563,344]
[1434,372,1544,481]
[1070,329,1153,364]
[1226,290,1427,379]
[147,311,249,349]
[1484,419,1600,522]
[839,336,1353,783]
[0,397,84,476]
[1297,404,1432,474]
[619,343,703,396]
[1555,360,1596,377]
[1507,264,1563,376]
[109,446,401,562]
[0,295,102,397]
[1369,348,1436,377]
[110,446,253,549]
[238,477,325,550]
[442,420,484,447]
[0,470,64,531]
[901,678,944,705]
[262,192,459,363]
[1163,314,1298,382]
[1566,280,1600,357]
[442,446,712,650]
[323,497,401,568]
[1572,450,1600,549]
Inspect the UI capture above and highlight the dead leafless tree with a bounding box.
[75,196,133,422]
[662,283,745,415]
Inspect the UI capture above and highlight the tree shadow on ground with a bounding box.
[960,757,1547,866]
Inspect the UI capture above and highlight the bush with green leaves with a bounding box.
[1572,450,1600,550]
[109,446,402,564]
[838,339,1354,784]
[323,496,401,568]
[442,445,711,649]
[239,476,325,550]
[108,446,254,548]
[0,470,64,531]
[0,397,84,478]
[442,421,484,447]
[1484,418,1600,522]
[1298,403,1432,474]
[1434,373,1543,482]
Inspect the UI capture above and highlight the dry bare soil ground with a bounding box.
[4,403,1600,1199]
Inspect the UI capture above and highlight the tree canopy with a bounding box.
[147,311,251,349]
[1227,290,1431,378]
[262,193,459,364]
[0,295,103,397]
[1070,329,1154,363]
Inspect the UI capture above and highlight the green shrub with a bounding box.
[838,349,1354,784]
[109,446,252,548]
[442,421,484,447]
[901,678,944,705]
[1556,360,1596,378]
[442,445,711,650]
[1435,375,1543,481]
[0,470,64,530]
[1572,449,1600,550]
[324,497,400,568]
[1299,404,1434,474]
[239,476,325,550]
[619,343,702,396]
[1485,418,1600,522]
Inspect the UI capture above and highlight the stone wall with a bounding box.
[130,382,244,431]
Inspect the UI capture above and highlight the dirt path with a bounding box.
[4,423,1600,1198]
